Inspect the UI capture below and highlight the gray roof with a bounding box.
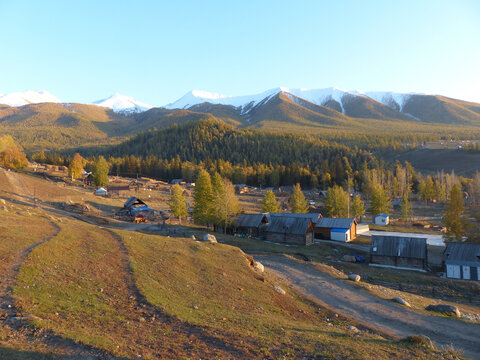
[443,242,480,266]
[124,197,147,208]
[267,213,322,224]
[315,218,356,229]
[266,216,313,235]
[236,213,267,228]
[371,235,427,259]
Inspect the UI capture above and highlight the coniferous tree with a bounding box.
[169,183,188,223]
[400,193,412,222]
[350,195,365,219]
[92,156,109,186]
[212,177,240,233]
[68,153,84,180]
[261,190,280,213]
[443,184,466,242]
[369,184,390,216]
[193,169,213,226]
[324,185,349,217]
[289,183,307,213]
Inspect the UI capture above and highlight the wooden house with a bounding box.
[123,197,155,217]
[370,235,427,271]
[443,242,480,281]
[265,216,314,246]
[107,185,130,195]
[235,213,268,237]
[314,218,357,241]
[267,213,322,224]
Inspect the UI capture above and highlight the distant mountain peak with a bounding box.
[92,93,153,113]
[0,90,62,107]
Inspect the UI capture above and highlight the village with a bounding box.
[1,163,479,358]
[26,163,480,284]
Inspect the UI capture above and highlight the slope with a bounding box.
[402,95,480,124]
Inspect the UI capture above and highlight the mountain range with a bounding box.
[1,87,480,151]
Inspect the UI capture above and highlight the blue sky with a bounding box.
[1,0,479,105]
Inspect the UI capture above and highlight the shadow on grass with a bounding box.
[0,346,128,359]
[85,200,119,213]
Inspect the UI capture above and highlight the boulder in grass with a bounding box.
[253,261,264,273]
[274,285,286,295]
[191,234,197,241]
[392,297,411,307]
[342,255,357,263]
[203,234,217,243]
[425,304,460,317]
[348,274,361,282]
[347,325,360,333]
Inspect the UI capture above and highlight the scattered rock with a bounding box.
[203,233,217,243]
[392,297,411,307]
[192,305,199,310]
[274,285,286,295]
[191,235,197,241]
[402,335,436,349]
[342,255,357,263]
[347,325,360,333]
[348,274,361,282]
[425,304,461,317]
[253,261,264,273]
[138,317,146,322]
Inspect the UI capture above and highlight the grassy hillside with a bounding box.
[0,169,468,358]
[402,95,480,124]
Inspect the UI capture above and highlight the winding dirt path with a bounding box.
[258,255,480,359]
[103,228,255,359]
[0,221,120,359]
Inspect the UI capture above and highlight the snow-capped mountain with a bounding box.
[164,87,423,115]
[165,88,285,114]
[92,93,153,113]
[0,90,62,107]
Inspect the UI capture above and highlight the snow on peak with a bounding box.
[165,87,284,111]
[0,90,62,107]
[92,93,153,113]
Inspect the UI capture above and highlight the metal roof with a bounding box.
[371,235,427,259]
[443,242,480,266]
[236,213,267,228]
[266,216,313,235]
[267,213,322,223]
[124,197,147,208]
[315,218,355,229]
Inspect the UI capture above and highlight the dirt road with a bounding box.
[259,255,480,359]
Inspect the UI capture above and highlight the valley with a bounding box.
[0,167,478,358]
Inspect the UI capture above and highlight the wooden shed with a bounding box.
[235,213,268,238]
[314,218,357,241]
[443,242,480,281]
[267,213,322,224]
[370,235,427,271]
[265,216,314,246]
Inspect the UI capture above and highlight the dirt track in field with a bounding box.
[259,255,480,360]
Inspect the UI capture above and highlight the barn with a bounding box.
[235,213,268,237]
[314,218,357,242]
[265,216,314,246]
[443,242,480,281]
[107,185,130,196]
[123,197,155,217]
[267,213,322,224]
[370,235,427,271]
